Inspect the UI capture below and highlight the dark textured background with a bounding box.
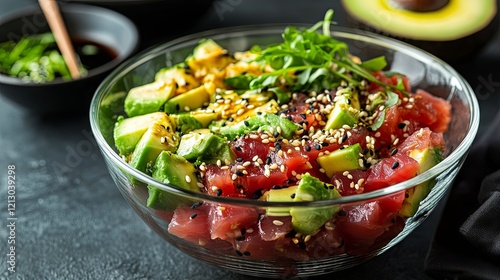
[1,0,499,279]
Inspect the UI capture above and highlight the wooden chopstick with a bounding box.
[38,0,81,79]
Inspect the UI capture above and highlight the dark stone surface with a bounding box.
[1,0,499,279]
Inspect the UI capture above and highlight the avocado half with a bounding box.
[341,0,499,63]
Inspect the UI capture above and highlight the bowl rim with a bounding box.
[90,24,480,207]
[0,3,139,86]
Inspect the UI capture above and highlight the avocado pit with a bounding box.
[389,0,449,12]
[341,0,499,64]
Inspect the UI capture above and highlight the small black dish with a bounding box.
[0,3,139,116]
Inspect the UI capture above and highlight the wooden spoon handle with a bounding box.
[38,0,81,79]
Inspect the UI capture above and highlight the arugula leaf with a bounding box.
[360,56,387,72]
[370,110,386,131]
[224,74,255,90]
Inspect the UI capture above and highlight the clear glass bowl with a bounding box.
[89,25,479,279]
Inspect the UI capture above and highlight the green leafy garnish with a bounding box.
[222,9,408,103]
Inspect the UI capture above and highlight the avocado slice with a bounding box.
[325,90,360,130]
[290,173,341,235]
[399,147,443,217]
[317,143,363,178]
[176,130,235,164]
[124,80,175,117]
[341,0,499,62]
[147,151,200,211]
[129,122,179,175]
[113,112,172,156]
[164,86,210,114]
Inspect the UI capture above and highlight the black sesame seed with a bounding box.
[236,157,244,162]
[273,131,280,137]
[243,251,251,256]
[236,236,245,241]
[341,135,348,143]
[266,156,272,165]
[287,116,293,120]
[236,184,244,189]
[321,142,329,147]
[391,148,398,156]
[300,113,307,119]
[275,143,282,150]
[216,189,223,196]
[305,145,311,152]
[338,210,346,216]
[314,144,322,150]
[175,103,180,111]
[236,250,243,256]
[392,161,400,169]
[397,122,406,129]
[244,120,250,127]
[221,122,227,127]
[272,185,281,189]
[291,106,297,112]
[346,98,351,105]
[191,202,203,209]
[291,193,296,199]
[235,146,242,152]
[190,213,198,219]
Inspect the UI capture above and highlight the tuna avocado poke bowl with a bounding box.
[90,10,479,278]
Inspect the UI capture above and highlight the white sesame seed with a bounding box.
[273,220,284,226]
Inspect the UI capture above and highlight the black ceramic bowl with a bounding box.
[0,3,139,116]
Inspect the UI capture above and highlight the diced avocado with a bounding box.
[317,143,363,178]
[124,80,175,117]
[189,111,217,127]
[155,65,200,94]
[129,122,179,175]
[113,112,172,156]
[399,147,443,217]
[177,131,235,164]
[164,86,210,114]
[214,113,300,140]
[169,111,217,133]
[325,90,360,130]
[289,173,341,235]
[147,151,200,211]
[99,91,127,145]
[263,186,299,216]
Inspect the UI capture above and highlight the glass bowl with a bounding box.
[89,24,479,279]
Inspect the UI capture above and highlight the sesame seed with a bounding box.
[196,182,205,188]
[185,175,192,183]
[392,161,400,169]
[231,174,238,180]
[273,220,284,226]
[190,213,198,219]
[216,189,223,196]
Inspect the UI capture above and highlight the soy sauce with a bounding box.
[73,39,117,70]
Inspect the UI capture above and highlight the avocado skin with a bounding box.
[215,113,300,140]
[177,132,236,164]
[344,11,499,64]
